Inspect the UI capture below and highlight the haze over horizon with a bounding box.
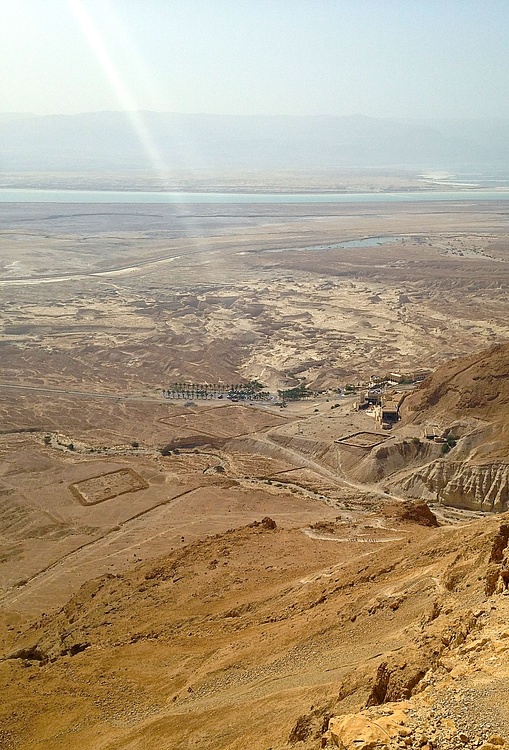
[2,0,509,120]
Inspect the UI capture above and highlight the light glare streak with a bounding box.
[67,0,166,176]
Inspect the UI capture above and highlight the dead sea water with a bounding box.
[1,188,509,204]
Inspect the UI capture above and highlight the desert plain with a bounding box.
[1,195,508,600]
[1,189,509,749]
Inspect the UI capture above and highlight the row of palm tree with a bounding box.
[277,383,313,401]
[162,380,268,400]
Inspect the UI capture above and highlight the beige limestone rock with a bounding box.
[400,460,509,512]
[329,709,409,749]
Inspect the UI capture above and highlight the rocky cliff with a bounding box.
[398,459,509,512]
[386,343,509,511]
[402,343,509,428]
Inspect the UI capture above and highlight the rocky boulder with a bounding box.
[328,708,410,749]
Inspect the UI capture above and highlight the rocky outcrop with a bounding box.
[390,344,509,512]
[485,523,509,595]
[401,343,509,425]
[346,440,439,483]
[380,500,439,527]
[364,655,428,706]
[327,704,508,750]
[328,708,410,749]
[398,460,509,512]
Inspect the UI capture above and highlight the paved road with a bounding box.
[0,246,196,286]
[0,381,282,406]
[0,381,165,403]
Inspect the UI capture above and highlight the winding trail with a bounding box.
[0,487,202,611]
[255,432,410,504]
[302,528,405,544]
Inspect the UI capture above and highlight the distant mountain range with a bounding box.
[1,111,509,172]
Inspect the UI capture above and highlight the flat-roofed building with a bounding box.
[374,392,404,429]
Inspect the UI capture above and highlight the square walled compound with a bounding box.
[69,468,149,506]
[335,431,391,449]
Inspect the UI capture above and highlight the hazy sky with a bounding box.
[2,0,508,119]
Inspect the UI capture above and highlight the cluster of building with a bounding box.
[354,389,406,429]
[369,369,431,386]
[350,368,432,429]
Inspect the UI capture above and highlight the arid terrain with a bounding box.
[1,192,509,749]
[1,199,509,391]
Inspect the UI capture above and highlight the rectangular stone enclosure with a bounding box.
[335,431,390,449]
[69,468,149,506]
